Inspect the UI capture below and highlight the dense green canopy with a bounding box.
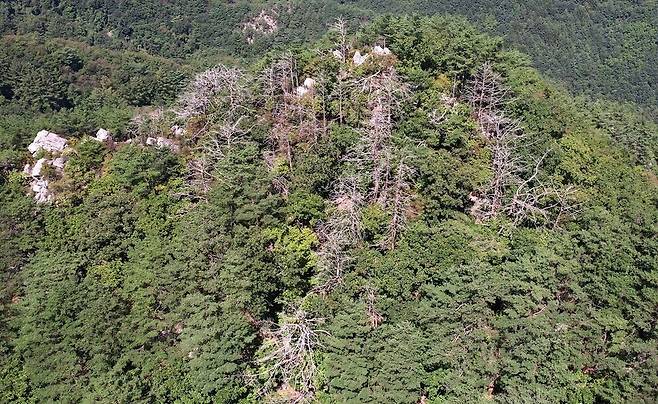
[1,0,656,110]
[1,14,657,403]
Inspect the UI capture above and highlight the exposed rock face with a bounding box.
[94,128,112,142]
[373,45,392,56]
[31,178,51,203]
[24,156,68,204]
[24,130,71,203]
[28,130,68,156]
[146,136,180,152]
[243,10,278,44]
[52,157,67,170]
[353,51,368,66]
[26,158,47,177]
[296,77,317,97]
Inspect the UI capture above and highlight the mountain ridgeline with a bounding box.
[1,0,657,110]
[1,16,657,403]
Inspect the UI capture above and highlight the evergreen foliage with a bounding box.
[1,14,657,403]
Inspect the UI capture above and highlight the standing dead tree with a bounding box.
[176,65,248,122]
[328,18,352,124]
[314,175,366,292]
[256,309,327,403]
[466,62,576,225]
[261,52,298,98]
[464,61,510,138]
[364,286,384,328]
[261,53,321,180]
[356,67,410,205]
[381,158,415,250]
[468,114,525,221]
[329,17,349,63]
[185,117,252,196]
[176,65,252,196]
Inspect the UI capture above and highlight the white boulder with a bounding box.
[171,125,185,137]
[51,157,67,170]
[373,45,392,56]
[296,77,317,97]
[31,179,52,203]
[28,130,68,156]
[146,136,180,152]
[353,51,368,66]
[332,49,343,60]
[30,158,47,177]
[94,128,112,142]
[303,77,316,89]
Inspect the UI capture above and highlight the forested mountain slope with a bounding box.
[1,16,657,403]
[1,0,656,109]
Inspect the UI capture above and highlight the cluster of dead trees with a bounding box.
[465,62,576,226]
[173,29,421,400]
[260,52,324,195]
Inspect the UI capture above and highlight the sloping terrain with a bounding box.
[1,16,656,403]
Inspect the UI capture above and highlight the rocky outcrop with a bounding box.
[295,77,317,97]
[243,10,278,44]
[24,130,71,203]
[28,130,68,156]
[146,136,180,153]
[372,45,392,56]
[353,50,368,66]
[23,155,68,204]
[94,128,112,142]
[31,178,51,203]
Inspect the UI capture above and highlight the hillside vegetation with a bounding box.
[1,0,656,110]
[1,16,657,403]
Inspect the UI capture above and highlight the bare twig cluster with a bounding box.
[177,65,252,195]
[466,62,576,225]
[364,286,384,328]
[256,309,327,403]
[176,65,248,121]
[314,175,365,292]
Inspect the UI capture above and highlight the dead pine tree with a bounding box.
[357,67,410,205]
[329,18,350,124]
[364,286,384,328]
[330,17,349,62]
[464,61,510,137]
[176,66,252,196]
[255,309,327,403]
[176,65,248,122]
[465,62,576,225]
[314,175,366,292]
[262,53,322,175]
[382,158,415,250]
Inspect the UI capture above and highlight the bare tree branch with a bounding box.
[254,309,328,402]
[466,62,577,226]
